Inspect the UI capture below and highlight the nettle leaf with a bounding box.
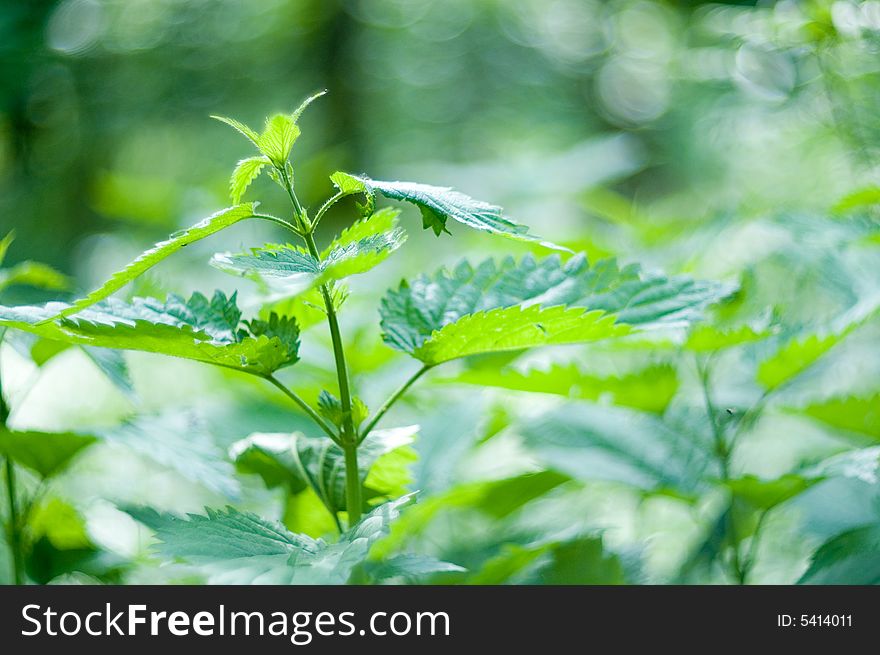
[229,156,270,204]
[725,474,819,511]
[0,292,300,375]
[685,324,773,352]
[212,208,406,295]
[257,114,301,167]
[756,300,879,390]
[795,393,880,441]
[806,446,880,485]
[414,305,628,366]
[370,472,570,560]
[331,173,559,246]
[0,261,70,294]
[231,425,418,514]
[128,495,413,584]
[380,254,732,363]
[97,413,239,498]
[448,362,679,414]
[211,115,261,146]
[0,231,14,266]
[355,554,464,583]
[316,391,369,430]
[51,203,258,320]
[214,92,324,168]
[799,524,880,584]
[0,428,96,478]
[519,402,717,494]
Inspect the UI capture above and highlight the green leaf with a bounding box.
[316,391,369,429]
[726,474,818,511]
[535,536,627,585]
[757,333,850,391]
[51,203,257,320]
[796,393,880,441]
[370,471,569,559]
[230,425,418,513]
[414,304,629,366]
[799,525,880,584]
[806,446,880,485]
[289,90,326,123]
[832,185,880,213]
[0,292,300,375]
[97,414,239,498]
[0,428,96,478]
[257,114,300,166]
[357,554,464,583]
[212,208,405,294]
[381,254,733,362]
[339,175,561,247]
[756,301,878,390]
[519,402,717,493]
[127,495,413,584]
[448,363,678,414]
[211,115,261,145]
[81,347,136,399]
[29,498,92,550]
[0,230,14,266]
[229,156,270,204]
[0,262,70,294]
[685,323,772,352]
[330,171,368,196]
[127,505,317,561]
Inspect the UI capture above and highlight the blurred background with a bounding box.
[1,0,880,584]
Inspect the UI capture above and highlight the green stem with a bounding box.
[0,334,23,584]
[342,442,361,527]
[696,355,744,584]
[741,509,769,585]
[264,375,339,442]
[252,213,302,235]
[312,191,345,230]
[279,168,360,524]
[360,364,432,444]
[4,458,22,585]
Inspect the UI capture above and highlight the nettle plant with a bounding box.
[0,94,731,583]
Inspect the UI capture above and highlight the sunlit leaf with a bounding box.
[212,208,406,294]
[0,292,299,375]
[229,156,270,204]
[50,204,258,320]
[447,362,679,414]
[381,254,733,363]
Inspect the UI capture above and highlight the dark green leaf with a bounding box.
[519,402,717,493]
[0,428,96,478]
[799,525,880,584]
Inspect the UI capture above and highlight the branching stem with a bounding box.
[360,364,432,444]
[264,375,338,442]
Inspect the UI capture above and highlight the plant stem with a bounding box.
[3,458,22,585]
[696,355,745,584]
[264,375,338,442]
[360,364,432,444]
[279,168,361,525]
[312,191,345,230]
[0,334,23,584]
[303,256,361,521]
